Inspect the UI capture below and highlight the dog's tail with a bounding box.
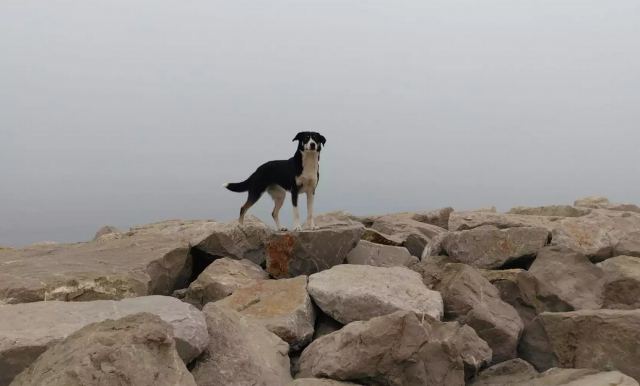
[224,178,251,193]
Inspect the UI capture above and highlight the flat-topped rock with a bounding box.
[266,224,364,279]
[448,211,560,231]
[0,220,219,304]
[508,205,590,217]
[0,296,208,386]
[308,264,443,324]
[346,240,417,267]
[215,276,316,350]
[178,257,268,307]
[598,255,640,309]
[369,213,447,256]
[9,313,197,386]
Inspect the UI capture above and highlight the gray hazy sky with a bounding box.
[1,1,639,246]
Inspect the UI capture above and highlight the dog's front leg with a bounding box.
[305,192,317,230]
[292,189,302,231]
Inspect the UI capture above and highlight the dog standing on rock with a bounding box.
[225,131,326,231]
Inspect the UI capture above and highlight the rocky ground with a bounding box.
[1,196,640,385]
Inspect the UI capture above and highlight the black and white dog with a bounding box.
[225,131,326,231]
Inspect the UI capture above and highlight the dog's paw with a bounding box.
[278,227,288,231]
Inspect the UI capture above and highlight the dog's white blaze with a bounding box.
[296,151,319,193]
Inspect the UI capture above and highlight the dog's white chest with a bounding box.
[296,152,319,192]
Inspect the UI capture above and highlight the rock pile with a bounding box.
[1,195,639,385]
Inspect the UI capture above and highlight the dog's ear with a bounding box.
[318,135,327,145]
[292,132,304,142]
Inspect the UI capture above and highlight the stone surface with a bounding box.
[215,276,315,350]
[0,295,207,386]
[574,196,611,208]
[191,303,292,386]
[480,269,537,328]
[508,205,590,217]
[308,264,443,324]
[598,255,640,309]
[442,226,549,269]
[519,309,640,380]
[266,224,364,279]
[551,209,640,262]
[410,255,457,288]
[436,263,523,363]
[289,380,360,386]
[410,207,455,229]
[193,216,273,265]
[0,220,219,304]
[369,214,447,256]
[361,228,404,247]
[179,257,268,307]
[615,231,640,257]
[346,240,417,267]
[10,313,196,386]
[448,211,559,232]
[521,246,605,312]
[471,359,638,386]
[92,225,121,240]
[298,311,491,386]
[313,312,344,340]
[470,358,539,385]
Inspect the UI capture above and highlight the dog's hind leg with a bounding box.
[239,190,261,225]
[267,185,287,231]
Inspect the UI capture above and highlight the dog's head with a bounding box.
[293,131,326,153]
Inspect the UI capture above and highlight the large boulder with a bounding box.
[289,380,359,386]
[519,309,640,381]
[520,246,606,312]
[214,276,315,350]
[10,313,196,386]
[193,216,273,265]
[574,196,611,208]
[308,265,443,324]
[615,231,640,257]
[508,205,590,217]
[0,295,207,386]
[551,209,640,262]
[369,214,447,256]
[598,255,640,309]
[178,257,268,307]
[448,211,559,232]
[265,224,364,279]
[410,207,455,229]
[435,264,523,363]
[441,226,549,269]
[480,269,537,328]
[0,220,219,304]
[471,359,638,386]
[191,303,292,386]
[298,311,492,386]
[346,240,417,268]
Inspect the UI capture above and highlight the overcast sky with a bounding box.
[1,0,639,246]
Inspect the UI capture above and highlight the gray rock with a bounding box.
[410,207,455,229]
[519,309,640,381]
[442,226,549,269]
[194,216,273,265]
[598,255,640,309]
[9,313,196,386]
[191,303,292,386]
[508,205,590,217]
[290,380,360,386]
[574,196,611,208]
[615,231,640,257]
[480,269,537,329]
[0,295,208,386]
[92,225,121,240]
[521,246,605,312]
[0,219,219,304]
[410,255,457,288]
[369,214,447,256]
[313,312,344,340]
[308,264,443,324]
[436,264,523,363]
[551,209,640,262]
[346,240,417,267]
[471,359,639,386]
[361,228,404,247]
[265,224,364,279]
[470,358,539,385]
[179,257,268,307]
[298,311,491,386]
[448,211,560,232]
[214,276,316,350]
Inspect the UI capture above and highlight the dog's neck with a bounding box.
[296,150,319,174]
